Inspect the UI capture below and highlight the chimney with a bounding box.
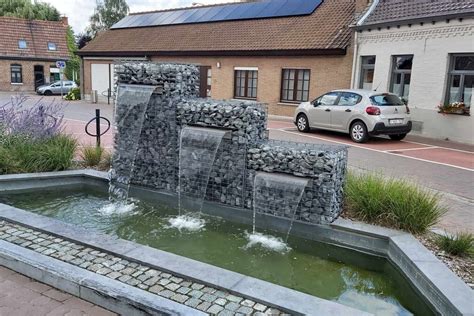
[61,16,69,26]
[355,0,372,14]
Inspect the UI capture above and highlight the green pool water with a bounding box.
[0,188,434,316]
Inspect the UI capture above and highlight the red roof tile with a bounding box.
[360,0,474,28]
[0,16,69,60]
[79,0,356,56]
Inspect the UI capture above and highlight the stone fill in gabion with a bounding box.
[247,140,347,223]
[0,221,287,315]
[112,62,348,224]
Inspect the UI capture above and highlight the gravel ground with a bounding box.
[418,232,473,289]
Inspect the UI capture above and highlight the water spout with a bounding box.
[177,126,227,215]
[109,84,157,201]
[252,172,309,241]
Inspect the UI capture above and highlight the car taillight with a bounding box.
[405,105,410,114]
[366,106,381,115]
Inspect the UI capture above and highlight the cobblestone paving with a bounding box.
[0,265,116,316]
[0,220,288,315]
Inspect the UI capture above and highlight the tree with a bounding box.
[89,0,129,37]
[0,0,60,21]
[77,32,93,50]
[65,26,80,83]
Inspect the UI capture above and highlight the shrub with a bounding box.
[99,150,113,170]
[345,173,446,234]
[65,87,81,101]
[0,95,64,139]
[80,145,104,167]
[436,232,474,257]
[0,134,77,174]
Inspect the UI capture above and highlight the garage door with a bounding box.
[91,63,114,100]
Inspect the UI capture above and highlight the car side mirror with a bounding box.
[313,101,321,107]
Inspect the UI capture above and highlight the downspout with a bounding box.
[350,0,379,89]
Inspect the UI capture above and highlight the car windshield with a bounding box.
[370,94,404,106]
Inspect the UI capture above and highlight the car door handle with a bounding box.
[325,109,331,112]
[345,109,352,112]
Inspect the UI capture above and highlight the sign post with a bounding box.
[56,60,66,98]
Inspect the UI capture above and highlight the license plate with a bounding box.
[389,119,404,125]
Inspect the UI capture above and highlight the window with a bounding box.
[18,40,27,49]
[314,92,340,105]
[337,92,362,106]
[359,56,376,90]
[370,94,405,106]
[281,69,310,102]
[10,64,22,84]
[446,54,474,107]
[390,55,413,101]
[234,69,258,99]
[47,42,57,51]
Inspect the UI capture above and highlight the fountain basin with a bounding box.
[0,170,472,315]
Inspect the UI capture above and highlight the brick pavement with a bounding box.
[0,265,116,316]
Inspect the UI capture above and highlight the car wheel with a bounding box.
[389,134,407,141]
[350,121,369,143]
[296,114,310,132]
[44,90,53,96]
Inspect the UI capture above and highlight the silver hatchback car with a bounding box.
[294,89,412,143]
[37,80,77,96]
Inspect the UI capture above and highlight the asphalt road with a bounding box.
[2,93,473,233]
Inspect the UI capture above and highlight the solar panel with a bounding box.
[111,0,322,29]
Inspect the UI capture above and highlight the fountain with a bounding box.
[168,126,227,231]
[177,126,228,214]
[246,172,309,252]
[103,84,157,214]
[110,62,347,230]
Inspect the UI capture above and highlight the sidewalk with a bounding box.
[0,265,115,316]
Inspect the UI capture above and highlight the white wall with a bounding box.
[354,19,474,144]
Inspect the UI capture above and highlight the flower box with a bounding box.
[438,102,470,116]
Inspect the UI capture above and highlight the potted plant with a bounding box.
[438,102,470,115]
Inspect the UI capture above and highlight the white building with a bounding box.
[352,0,474,144]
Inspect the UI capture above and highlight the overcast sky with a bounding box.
[41,0,228,34]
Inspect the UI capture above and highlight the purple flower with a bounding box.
[0,94,65,140]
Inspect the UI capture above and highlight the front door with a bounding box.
[330,92,362,131]
[308,92,340,129]
[34,65,44,89]
[199,66,212,98]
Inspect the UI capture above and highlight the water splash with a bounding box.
[243,231,291,253]
[98,201,138,216]
[166,214,206,232]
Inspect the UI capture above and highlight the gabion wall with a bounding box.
[246,141,347,223]
[112,62,348,224]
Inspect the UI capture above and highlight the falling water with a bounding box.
[247,172,309,252]
[169,126,227,231]
[107,84,157,212]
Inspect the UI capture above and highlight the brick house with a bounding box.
[0,16,69,92]
[352,0,474,144]
[78,0,370,116]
